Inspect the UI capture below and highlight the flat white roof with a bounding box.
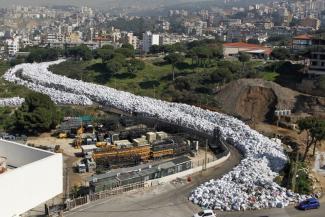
[81,145,97,151]
[0,139,54,168]
[245,49,267,54]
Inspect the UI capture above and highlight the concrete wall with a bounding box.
[145,151,230,186]
[0,140,63,217]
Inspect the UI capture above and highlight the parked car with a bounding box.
[298,198,320,210]
[193,209,216,217]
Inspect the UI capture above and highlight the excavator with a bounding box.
[74,126,84,149]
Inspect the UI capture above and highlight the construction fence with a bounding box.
[65,181,145,211]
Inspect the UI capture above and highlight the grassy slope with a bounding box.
[261,71,280,81]
[50,59,184,99]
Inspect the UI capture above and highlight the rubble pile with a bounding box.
[3,60,307,210]
[0,97,24,107]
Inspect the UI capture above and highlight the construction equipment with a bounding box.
[93,145,150,161]
[74,127,84,149]
[96,141,107,148]
[58,132,68,139]
[151,149,174,159]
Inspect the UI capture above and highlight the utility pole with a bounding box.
[153,85,156,98]
[65,167,70,201]
[291,150,300,192]
[203,139,208,171]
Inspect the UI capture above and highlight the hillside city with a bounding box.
[0,0,324,217]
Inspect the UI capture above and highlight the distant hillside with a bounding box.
[0,0,216,9]
[0,0,275,10]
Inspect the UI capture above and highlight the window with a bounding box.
[311,61,318,66]
[203,213,213,216]
[312,54,318,59]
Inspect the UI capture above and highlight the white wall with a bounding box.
[0,140,63,217]
[151,34,160,46]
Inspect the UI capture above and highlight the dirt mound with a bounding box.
[215,79,324,122]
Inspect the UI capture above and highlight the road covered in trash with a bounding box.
[0,97,24,107]
[3,60,309,211]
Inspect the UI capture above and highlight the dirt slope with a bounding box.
[215,79,325,122]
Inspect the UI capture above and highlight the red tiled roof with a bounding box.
[223,42,272,55]
[223,42,266,49]
[293,34,313,40]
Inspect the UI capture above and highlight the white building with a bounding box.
[0,140,63,217]
[142,31,160,53]
[121,32,139,49]
[6,38,20,56]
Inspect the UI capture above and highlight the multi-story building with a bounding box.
[300,17,321,30]
[5,38,19,56]
[222,18,242,27]
[292,34,313,52]
[142,31,160,53]
[308,36,325,75]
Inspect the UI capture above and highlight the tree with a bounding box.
[149,45,162,54]
[115,47,135,58]
[106,60,122,73]
[298,118,325,161]
[271,48,290,60]
[26,48,61,63]
[238,52,251,74]
[266,36,291,46]
[95,48,114,63]
[121,43,134,50]
[7,93,62,135]
[101,45,115,50]
[210,68,233,83]
[211,45,224,60]
[164,53,185,81]
[127,59,145,74]
[191,46,212,67]
[112,53,127,66]
[66,45,93,61]
[174,77,192,91]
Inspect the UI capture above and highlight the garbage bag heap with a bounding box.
[0,97,24,107]
[3,60,307,211]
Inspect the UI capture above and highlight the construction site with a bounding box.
[52,112,226,193]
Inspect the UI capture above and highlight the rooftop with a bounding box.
[293,34,313,40]
[223,42,272,55]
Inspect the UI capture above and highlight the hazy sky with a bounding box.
[0,0,209,8]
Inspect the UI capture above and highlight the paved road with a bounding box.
[66,147,241,217]
[65,147,324,217]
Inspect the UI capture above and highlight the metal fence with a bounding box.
[65,181,145,211]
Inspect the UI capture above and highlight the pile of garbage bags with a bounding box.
[0,97,24,107]
[3,60,307,210]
